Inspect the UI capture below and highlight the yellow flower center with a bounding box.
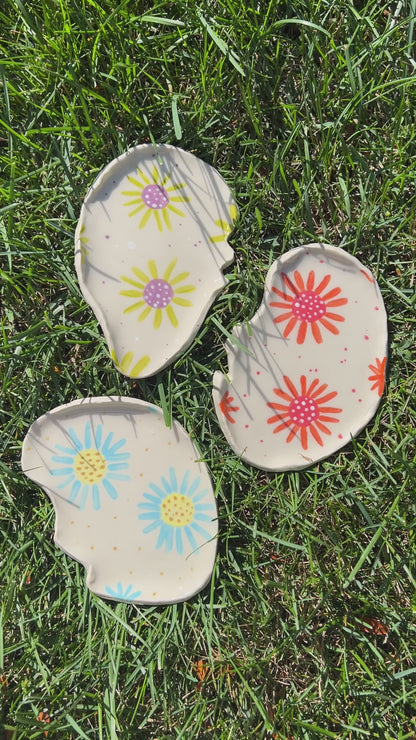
[161,493,194,527]
[74,449,107,484]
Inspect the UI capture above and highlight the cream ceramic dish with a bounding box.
[21,397,218,604]
[75,144,238,378]
[213,243,387,471]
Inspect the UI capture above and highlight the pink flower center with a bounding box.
[143,279,174,309]
[142,184,169,210]
[288,395,319,427]
[292,291,326,322]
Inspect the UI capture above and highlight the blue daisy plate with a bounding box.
[21,397,218,604]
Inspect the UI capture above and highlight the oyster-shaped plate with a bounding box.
[21,397,217,604]
[75,144,238,378]
[213,243,387,471]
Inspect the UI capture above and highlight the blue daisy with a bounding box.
[104,583,142,601]
[137,467,215,555]
[50,422,130,511]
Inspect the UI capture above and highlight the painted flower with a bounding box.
[50,423,130,510]
[120,258,195,329]
[121,165,189,231]
[267,375,342,450]
[110,349,151,378]
[209,204,238,244]
[269,270,348,344]
[137,467,214,555]
[219,390,239,423]
[105,583,142,601]
[368,356,386,397]
[78,224,90,265]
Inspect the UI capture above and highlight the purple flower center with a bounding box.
[292,291,326,322]
[143,279,174,309]
[142,184,169,210]
[288,396,318,427]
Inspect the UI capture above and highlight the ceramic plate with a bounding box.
[21,397,218,604]
[213,243,387,471]
[75,144,238,378]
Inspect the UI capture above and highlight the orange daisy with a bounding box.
[267,374,342,450]
[219,390,239,424]
[269,270,348,344]
[368,357,386,397]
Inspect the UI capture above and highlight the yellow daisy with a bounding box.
[209,204,238,243]
[78,224,91,264]
[121,165,190,231]
[120,258,195,329]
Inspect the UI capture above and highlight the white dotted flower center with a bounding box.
[142,183,169,210]
[288,396,319,427]
[143,279,174,308]
[292,291,326,322]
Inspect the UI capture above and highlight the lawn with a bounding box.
[1,0,416,738]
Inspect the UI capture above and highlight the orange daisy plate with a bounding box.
[213,243,388,471]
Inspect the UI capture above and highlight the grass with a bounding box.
[1,0,416,737]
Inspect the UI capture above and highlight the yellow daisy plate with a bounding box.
[75,144,238,378]
[21,397,218,604]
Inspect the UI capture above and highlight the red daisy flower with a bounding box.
[267,375,342,450]
[219,390,239,424]
[368,357,386,397]
[269,270,348,344]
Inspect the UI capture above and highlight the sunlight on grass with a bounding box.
[1,0,415,737]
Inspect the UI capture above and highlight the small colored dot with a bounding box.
[338,434,343,439]
[364,335,369,340]
[245,424,249,429]
[352,388,356,393]
[375,306,379,311]
[105,235,109,239]
[256,371,260,375]
[359,399,362,403]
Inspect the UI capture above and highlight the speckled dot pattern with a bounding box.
[21,397,218,604]
[75,144,238,378]
[213,243,388,471]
